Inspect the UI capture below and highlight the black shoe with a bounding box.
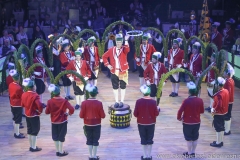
[58,151,68,157]
[224,131,231,135]
[75,104,80,109]
[68,96,74,100]
[114,102,119,108]
[205,106,211,111]
[20,124,24,129]
[42,103,46,108]
[65,97,69,100]
[141,156,148,160]
[93,156,100,160]
[169,92,174,97]
[14,133,25,139]
[172,93,178,97]
[148,156,152,160]
[190,153,195,158]
[30,146,42,152]
[213,141,224,146]
[119,102,124,108]
[56,152,59,156]
[210,141,222,147]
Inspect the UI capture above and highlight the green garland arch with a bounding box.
[54,70,89,99]
[17,44,32,65]
[156,68,195,105]
[203,43,218,69]
[165,29,188,60]
[26,63,54,84]
[30,39,52,66]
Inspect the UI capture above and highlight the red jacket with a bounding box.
[167,48,184,69]
[211,31,222,50]
[83,46,100,68]
[134,97,159,125]
[59,51,75,71]
[184,29,198,39]
[6,75,14,87]
[134,44,156,66]
[187,54,202,77]
[79,99,105,125]
[206,63,216,83]
[102,45,130,74]
[45,96,75,123]
[213,88,229,115]
[177,96,204,124]
[66,60,91,81]
[224,78,234,104]
[21,91,43,117]
[33,57,47,79]
[9,82,23,107]
[144,62,167,84]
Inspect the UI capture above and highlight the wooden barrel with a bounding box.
[108,104,132,129]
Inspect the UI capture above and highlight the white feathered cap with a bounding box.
[35,45,43,54]
[194,42,201,47]
[48,34,54,39]
[56,37,64,44]
[217,77,226,86]
[9,69,17,77]
[88,36,96,41]
[22,78,34,87]
[142,33,152,39]
[152,52,162,59]
[88,20,91,27]
[140,84,151,95]
[75,26,81,32]
[86,83,98,95]
[61,39,70,45]
[156,18,160,25]
[187,81,196,89]
[225,63,235,77]
[76,47,84,53]
[48,84,60,95]
[8,62,15,67]
[181,29,185,33]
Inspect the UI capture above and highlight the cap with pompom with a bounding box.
[75,47,84,56]
[173,39,180,45]
[8,62,15,70]
[142,33,151,40]
[140,84,151,96]
[115,34,123,42]
[22,78,34,89]
[217,77,226,86]
[48,84,60,96]
[9,69,19,80]
[192,42,201,50]
[86,84,98,97]
[61,39,70,49]
[187,81,197,95]
[225,18,235,25]
[225,63,235,78]
[35,45,43,55]
[87,36,96,44]
[152,52,162,60]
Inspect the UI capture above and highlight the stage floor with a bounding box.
[0,71,240,160]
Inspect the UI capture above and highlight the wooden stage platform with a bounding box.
[0,72,240,160]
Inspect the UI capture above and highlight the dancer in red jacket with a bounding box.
[210,77,229,147]
[223,64,235,135]
[177,81,204,158]
[80,84,105,160]
[134,84,159,160]
[21,78,43,152]
[8,69,25,138]
[46,84,75,157]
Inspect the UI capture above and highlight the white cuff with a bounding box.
[164,58,168,62]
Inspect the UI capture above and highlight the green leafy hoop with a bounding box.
[165,29,188,60]
[17,44,32,65]
[203,43,218,69]
[54,70,89,99]
[26,63,54,83]
[30,39,52,66]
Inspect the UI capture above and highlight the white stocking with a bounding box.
[147,145,152,158]
[64,87,68,97]
[191,140,198,154]
[80,95,85,105]
[142,145,147,158]
[175,83,180,93]
[59,141,64,154]
[186,141,192,154]
[225,119,231,133]
[31,135,37,149]
[216,132,221,144]
[94,79,98,86]
[54,141,59,152]
[139,77,144,87]
[75,95,80,105]
[15,124,20,135]
[221,131,224,143]
[93,146,98,158]
[39,94,43,103]
[197,88,201,97]
[88,145,93,158]
[171,83,175,93]
[113,89,118,103]
[120,89,125,103]
[67,86,71,96]
[28,135,32,148]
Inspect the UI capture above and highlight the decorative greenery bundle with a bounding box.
[97,39,105,57]
[165,29,188,60]
[17,44,32,65]
[203,43,218,69]
[218,49,228,76]
[134,36,141,57]
[54,70,89,99]
[30,39,52,66]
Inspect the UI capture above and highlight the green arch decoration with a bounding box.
[30,39,52,66]
[165,29,188,60]
[26,63,54,84]
[17,44,32,65]
[203,43,218,69]
[54,70,89,99]
[156,68,195,105]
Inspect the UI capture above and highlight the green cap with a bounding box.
[173,39,179,45]
[140,85,151,96]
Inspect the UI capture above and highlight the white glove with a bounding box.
[34,72,41,76]
[100,58,103,63]
[146,80,151,86]
[177,64,182,68]
[70,56,75,60]
[164,58,168,62]
[197,73,201,77]
[107,65,113,70]
[136,58,140,62]
[69,76,74,82]
[183,63,188,68]
[163,82,166,86]
[84,77,89,81]
[125,34,130,41]
[211,108,215,113]
[49,67,54,71]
